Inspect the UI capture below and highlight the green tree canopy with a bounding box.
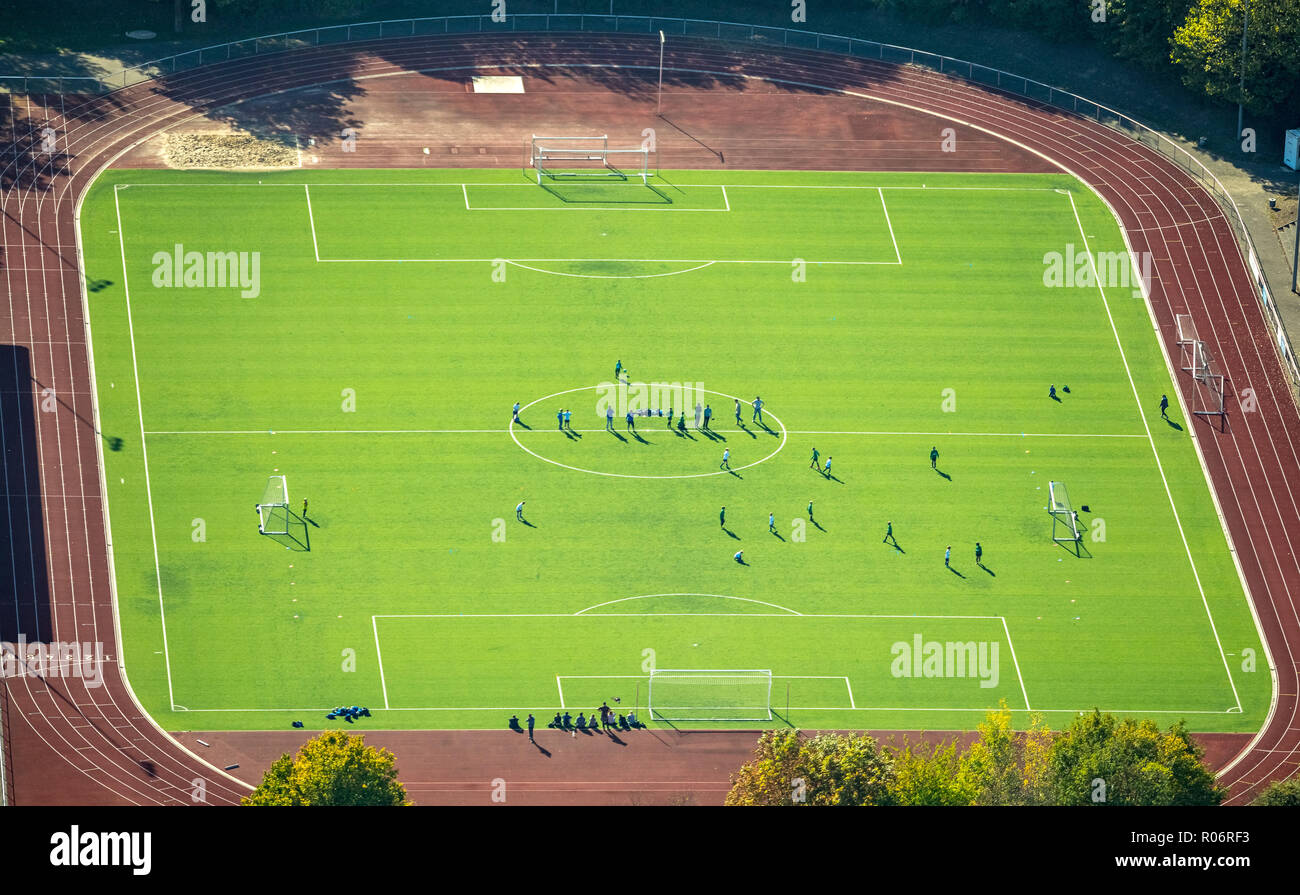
[959,701,1055,805]
[1251,776,1300,805]
[242,729,411,806]
[1047,711,1224,806]
[1171,0,1300,118]
[890,739,975,805]
[725,729,895,805]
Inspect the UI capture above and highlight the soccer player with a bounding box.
[945,545,952,567]
[735,399,742,425]
[606,406,615,430]
[734,550,744,564]
[302,498,308,520]
[527,713,535,743]
[564,408,572,429]
[677,413,687,433]
[810,447,819,470]
[975,542,983,566]
[695,402,702,428]
[720,449,730,469]
[824,456,832,477]
[752,396,763,424]
[1049,385,1058,400]
[667,406,674,428]
[883,521,896,546]
[807,500,814,522]
[557,409,563,430]
[703,404,712,429]
[626,410,635,431]
[930,446,939,469]
[769,512,775,533]
[720,506,726,528]
[516,501,525,521]
[512,401,520,423]
[615,359,622,379]
[1160,394,1169,419]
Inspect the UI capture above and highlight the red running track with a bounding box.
[0,32,1295,804]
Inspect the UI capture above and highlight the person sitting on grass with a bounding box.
[618,714,630,731]
[549,712,562,729]
[509,714,521,732]
[562,711,572,729]
[575,712,587,731]
[627,710,640,728]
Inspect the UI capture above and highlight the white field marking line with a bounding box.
[555,676,564,709]
[372,612,1006,620]
[315,257,900,265]
[463,207,730,212]
[574,593,801,616]
[510,384,788,480]
[845,677,856,710]
[1067,191,1242,713]
[303,184,319,262]
[503,259,717,280]
[119,181,1064,191]
[878,187,901,265]
[462,182,469,211]
[113,185,176,710]
[721,184,730,211]
[372,614,390,710]
[1001,616,1031,711]
[559,674,845,679]
[166,705,1241,713]
[142,428,1146,438]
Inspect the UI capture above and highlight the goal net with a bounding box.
[530,134,650,185]
[648,669,773,721]
[1047,480,1080,545]
[256,475,290,535]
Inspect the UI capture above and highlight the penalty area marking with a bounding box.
[509,385,786,479]
[366,612,1031,714]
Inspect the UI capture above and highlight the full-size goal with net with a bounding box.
[647,669,773,721]
[530,135,650,185]
[256,475,290,535]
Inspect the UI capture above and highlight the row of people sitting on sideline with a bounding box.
[550,702,643,732]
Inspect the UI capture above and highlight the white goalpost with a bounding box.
[256,474,290,535]
[647,669,773,721]
[530,134,650,185]
[1047,480,1081,547]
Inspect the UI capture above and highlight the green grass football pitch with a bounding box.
[78,167,1269,732]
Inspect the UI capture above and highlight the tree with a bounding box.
[1047,711,1224,806]
[890,739,975,805]
[725,730,895,805]
[1171,0,1300,119]
[1094,0,1193,70]
[1251,776,1300,805]
[242,730,411,806]
[959,702,1055,805]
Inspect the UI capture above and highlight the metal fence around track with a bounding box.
[3,13,1294,384]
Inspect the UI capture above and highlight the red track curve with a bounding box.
[1,33,1294,805]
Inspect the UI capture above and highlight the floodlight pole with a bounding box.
[1293,167,1299,294]
[656,30,665,115]
[1236,0,1248,145]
